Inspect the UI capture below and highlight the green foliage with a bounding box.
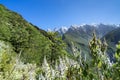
[115,41,120,61]
[0,40,38,80]
[89,33,113,80]
[112,41,120,79]
[0,4,68,65]
[46,32,67,64]
[1,32,120,80]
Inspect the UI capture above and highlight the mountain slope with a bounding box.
[59,24,118,58]
[0,4,67,65]
[102,27,120,60]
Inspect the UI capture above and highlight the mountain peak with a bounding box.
[54,26,68,35]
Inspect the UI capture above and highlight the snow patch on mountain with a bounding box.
[56,23,120,37]
[54,26,68,34]
[60,26,68,33]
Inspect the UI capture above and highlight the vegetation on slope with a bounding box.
[0,4,67,65]
[0,34,120,80]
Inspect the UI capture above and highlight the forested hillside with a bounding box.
[0,4,67,65]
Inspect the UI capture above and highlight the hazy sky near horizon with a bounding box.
[0,0,120,30]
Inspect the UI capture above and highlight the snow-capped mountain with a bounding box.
[54,26,68,35]
[56,23,119,59]
[58,23,119,38]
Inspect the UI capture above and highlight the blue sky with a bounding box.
[0,0,120,30]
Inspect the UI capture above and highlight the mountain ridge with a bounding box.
[56,23,119,37]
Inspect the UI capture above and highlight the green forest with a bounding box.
[0,4,120,80]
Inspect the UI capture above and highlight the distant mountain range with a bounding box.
[56,24,120,60]
[57,24,119,37]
